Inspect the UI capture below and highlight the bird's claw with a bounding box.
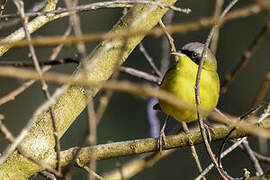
[157,119,168,153]
[158,130,167,153]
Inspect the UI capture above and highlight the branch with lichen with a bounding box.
[2,120,268,179]
[60,121,270,168]
[0,0,177,179]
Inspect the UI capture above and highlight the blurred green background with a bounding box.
[0,0,270,179]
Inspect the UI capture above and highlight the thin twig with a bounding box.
[195,137,247,180]
[103,149,175,179]
[0,23,73,106]
[257,102,270,124]
[0,0,7,16]
[64,1,97,178]
[0,0,59,56]
[64,0,87,58]
[0,119,15,143]
[252,72,270,107]
[0,0,47,30]
[0,58,79,67]
[252,73,270,154]
[182,123,205,180]
[12,0,61,174]
[139,43,162,78]
[252,151,270,164]
[74,23,96,180]
[210,0,224,54]
[158,19,176,52]
[120,66,161,83]
[221,21,270,93]
[160,10,174,74]
[83,166,104,180]
[86,98,98,180]
[0,4,262,48]
[242,139,264,176]
[195,0,240,179]
[216,103,266,166]
[95,90,113,125]
[237,139,270,165]
[0,0,191,20]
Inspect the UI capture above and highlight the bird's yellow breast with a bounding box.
[159,56,220,122]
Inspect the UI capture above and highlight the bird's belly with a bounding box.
[159,70,219,122]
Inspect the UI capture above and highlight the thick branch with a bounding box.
[0,1,176,179]
[60,122,269,168]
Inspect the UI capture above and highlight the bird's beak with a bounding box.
[170,51,185,57]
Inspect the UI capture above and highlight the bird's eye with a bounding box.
[191,52,198,59]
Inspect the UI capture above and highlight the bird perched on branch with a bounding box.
[154,42,220,149]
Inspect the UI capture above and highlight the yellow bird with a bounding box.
[157,42,220,123]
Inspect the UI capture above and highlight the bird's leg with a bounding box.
[158,115,169,153]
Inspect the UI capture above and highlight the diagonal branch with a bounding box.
[0,1,177,179]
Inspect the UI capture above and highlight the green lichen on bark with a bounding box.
[0,0,176,179]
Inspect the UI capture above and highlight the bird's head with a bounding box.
[171,42,217,72]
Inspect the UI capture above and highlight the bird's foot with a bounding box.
[157,119,168,153]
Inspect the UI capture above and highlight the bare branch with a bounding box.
[120,66,161,83]
[195,0,240,179]
[0,0,47,30]
[0,0,59,56]
[103,150,175,179]
[0,0,190,20]
[210,0,224,54]
[221,21,270,93]
[252,72,270,107]
[195,137,247,180]
[0,24,73,106]
[0,5,262,48]
[242,140,263,176]
[139,43,162,78]
[83,166,104,180]
[59,123,270,168]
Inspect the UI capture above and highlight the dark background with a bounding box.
[0,0,270,179]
